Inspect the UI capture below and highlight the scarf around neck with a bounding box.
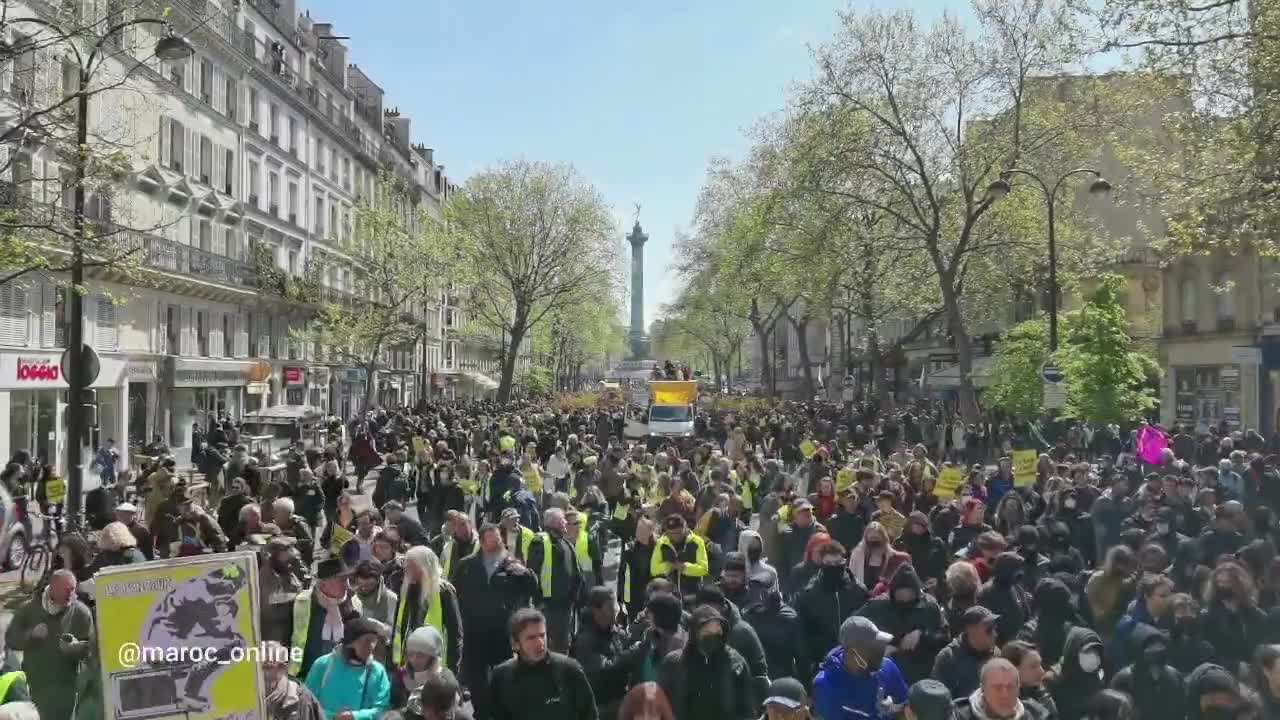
[315,587,349,642]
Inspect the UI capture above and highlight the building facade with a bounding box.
[0,0,502,472]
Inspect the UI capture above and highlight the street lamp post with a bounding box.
[5,17,192,523]
[987,168,1113,352]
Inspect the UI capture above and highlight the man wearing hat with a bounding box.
[777,497,826,590]
[650,513,709,600]
[906,679,955,720]
[290,558,363,678]
[814,615,909,720]
[763,677,810,720]
[259,531,307,645]
[501,507,536,563]
[114,501,153,560]
[932,605,1000,699]
[302,617,391,719]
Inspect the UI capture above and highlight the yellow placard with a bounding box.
[45,477,66,504]
[836,467,856,495]
[800,440,817,459]
[935,467,963,499]
[330,524,355,556]
[95,553,265,720]
[1013,449,1038,487]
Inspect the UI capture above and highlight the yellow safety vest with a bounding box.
[574,524,592,575]
[391,588,447,666]
[510,526,536,562]
[441,537,479,579]
[289,591,364,676]
[612,503,630,521]
[536,533,554,598]
[499,435,517,452]
[0,671,24,702]
[522,464,543,496]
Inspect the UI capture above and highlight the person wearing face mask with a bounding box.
[1013,526,1050,591]
[976,552,1030,646]
[1145,507,1188,564]
[1168,594,1214,674]
[738,529,778,590]
[389,626,455,709]
[695,585,770,709]
[1045,626,1106,720]
[1109,623,1186,720]
[795,541,869,679]
[1185,663,1247,720]
[657,604,755,720]
[1201,561,1268,674]
[814,616,910,720]
[897,512,948,592]
[738,573,806,683]
[1015,578,1084,668]
[933,606,1000,698]
[856,564,948,684]
[850,522,910,591]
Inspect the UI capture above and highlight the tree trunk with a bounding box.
[789,311,817,399]
[940,273,980,423]
[749,299,775,397]
[498,312,529,403]
[363,366,378,411]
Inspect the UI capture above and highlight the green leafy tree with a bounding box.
[444,160,621,402]
[986,319,1050,419]
[1058,274,1158,423]
[293,172,451,409]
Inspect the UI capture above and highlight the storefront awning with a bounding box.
[925,356,996,389]
[463,370,500,391]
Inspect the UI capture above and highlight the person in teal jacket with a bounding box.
[304,618,392,720]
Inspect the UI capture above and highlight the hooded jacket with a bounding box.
[741,590,806,684]
[717,599,770,707]
[1184,663,1242,720]
[737,530,778,589]
[1046,626,1105,720]
[895,512,949,587]
[855,565,949,684]
[813,646,910,720]
[1110,623,1186,720]
[975,553,1030,645]
[795,567,870,673]
[1016,578,1083,667]
[657,608,754,720]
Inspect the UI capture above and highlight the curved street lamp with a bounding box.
[986,167,1113,351]
[0,16,192,524]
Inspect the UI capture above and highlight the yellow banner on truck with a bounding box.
[650,380,698,406]
[95,552,266,720]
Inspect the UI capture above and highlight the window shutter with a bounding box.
[157,302,167,354]
[179,307,191,356]
[0,284,25,346]
[212,142,223,190]
[236,313,248,357]
[208,310,221,357]
[40,283,55,347]
[213,67,224,113]
[184,126,195,178]
[212,224,226,256]
[95,295,116,350]
[158,116,170,167]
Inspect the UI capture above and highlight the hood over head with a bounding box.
[1033,577,1074,616]
[1061,626,1104,675]
[738,529,763,558]
[689,604,728,637]
[1016,525,1040,549]
[1128,622,1167,665]
[993,552,1025,584]
[890,564,924,596]
[908,511,931,536]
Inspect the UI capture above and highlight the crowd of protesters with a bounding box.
[2,382,1280,720]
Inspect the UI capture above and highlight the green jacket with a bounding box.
[4,596,94,720]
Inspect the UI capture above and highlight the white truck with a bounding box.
[624,380,698,441]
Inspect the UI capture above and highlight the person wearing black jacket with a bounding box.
[454,524,539,720]
[491,608,598,720]
[694,586,769,711]
[896,511,948,592]
[793,541,869,678]
[570,587,640,720]
[856,565,948,684]
[530,508,586,653]
[976,552,1030,646]
[827,490,867,552]
[657,605,754,720]
[616,517,656,620]
[740,581,806,683]
[1016,578,1085,667]
[1201,560,1268,673]
[1110,623,1187,720]
[932,605,1000,699]
[1046,626,1106,720]
[1169,594,1215,674]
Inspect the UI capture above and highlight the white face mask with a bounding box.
[1078,650,1102,673]
[1064,499,1077,509]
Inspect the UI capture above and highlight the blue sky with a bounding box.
[302,0,860,330]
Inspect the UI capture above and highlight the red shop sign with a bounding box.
[284,367,306,386]
[17,357,60,382]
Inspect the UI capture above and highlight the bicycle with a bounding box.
[20,511,62,590]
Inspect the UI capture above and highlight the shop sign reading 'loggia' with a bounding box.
[17,357,60,382]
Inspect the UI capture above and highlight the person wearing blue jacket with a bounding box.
[814,616,910,720]
[304,618,392,720]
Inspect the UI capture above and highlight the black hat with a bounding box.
[764,677,808,710]
[908,680,955,720]
[316,557,353,580]
[343,617,386,645]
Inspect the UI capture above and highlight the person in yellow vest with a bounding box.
[528,507,584,653]
[564,508,604,589]
[499,508,537,562]
[651,514,710,600]
[0,654,29,705]
[436,511,479,583]
[391,545,463,676]
[288,557,363,679]
[617,514,657,620]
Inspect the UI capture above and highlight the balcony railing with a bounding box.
[139,234,256,288]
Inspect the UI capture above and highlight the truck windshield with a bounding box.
[649,405,692,423]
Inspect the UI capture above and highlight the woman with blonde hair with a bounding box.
[391,545,463,676]
[90,521,146,571]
